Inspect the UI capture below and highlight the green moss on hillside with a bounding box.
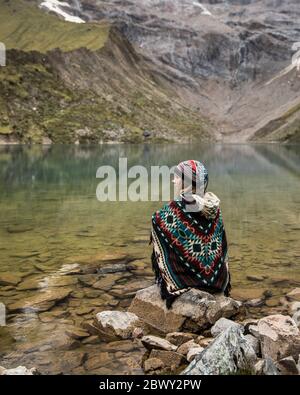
[0,0,110,52]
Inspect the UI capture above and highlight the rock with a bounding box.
[141,335,177,352]
[6,225,33,234]
[0,366,39,375]
[82,336,101,345]
[254,358,280,375]
[94,311,141,339]
[246,275,265,282]
[177,340,200,356]
[148,350,185,372]
[286,288,300,302]
[84,353,110,371]
[81,321,102,336]
[244,298,265,308]
[128,285,241,334]
[92,273,124,291]
[276,356,299,375]
[211,318,243,337]
[182,326,257,375]
[196,337,214,348]
[244,334,260,355]
[289,301,300,315]
[206,295,242,325]
[132,327,144,339]
[144,357,164,373]
[7,288,73,313]
[65,327,90,340]
[292,311,300,328]
[256,314,300,360]
[0,273,22,286]
[166,332,197,347]
[187,347,204,362]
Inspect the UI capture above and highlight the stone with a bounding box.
[289,301,300,315]
[244,298,265,308]
[187,347,204,362]
[141,335,177,352]
[84,353,110,371]
[165,332,197,346]
[292,311,300,328]
[132,327,144,339]
[82,336,101,345]
[0,273,22,286]
[196,337,214,348]
[0,366,39,375]
[92,274,124,291]
[286,288,300,302]
[148,350,185,372]
[144,357,164,373]
[94,311,141,339]
[177,340,200,356]
[276,356,299,375]
[8,288,73,313]
[182,326,257,375]
[254,358,279,375]
[65,327,90,340]
[244,334,260,355]
[256,314,300,360]
[128,285,241,334]
[211,318,243,337]
[246,275,265,282]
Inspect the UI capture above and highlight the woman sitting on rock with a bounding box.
[150,160,231,309]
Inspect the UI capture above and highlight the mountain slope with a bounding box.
[0,0,213,143]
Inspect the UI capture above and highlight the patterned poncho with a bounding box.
[150,192,231,309]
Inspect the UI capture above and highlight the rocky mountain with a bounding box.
[0,0,299,142]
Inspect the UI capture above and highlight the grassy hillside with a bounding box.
[0,0,110,52]
[251,102,300,143]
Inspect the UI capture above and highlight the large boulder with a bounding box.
[128,285,241,334]
[182,326,257,375]
[94,311,141,340]
[253,314,300,360]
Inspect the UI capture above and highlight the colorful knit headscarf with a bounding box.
[174,160,209,197]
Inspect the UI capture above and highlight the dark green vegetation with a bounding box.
[0,0,212,143]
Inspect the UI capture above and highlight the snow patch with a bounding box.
[39,0,85,24]
[193,2,212,16]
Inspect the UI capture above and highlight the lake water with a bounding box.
[0,143,299,374]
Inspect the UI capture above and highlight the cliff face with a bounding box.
[55,0,300,142]
[1,0,300,143]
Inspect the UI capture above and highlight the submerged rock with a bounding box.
[94,310,141,339]
[8,288,73,313]
[128,285,241,334]
[0,273,22,286]
[182,326,257,375]
[286,288,300,302]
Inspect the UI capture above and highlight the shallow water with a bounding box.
[0,143,299,374]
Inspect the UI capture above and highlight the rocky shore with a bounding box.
[1,283,300,376]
